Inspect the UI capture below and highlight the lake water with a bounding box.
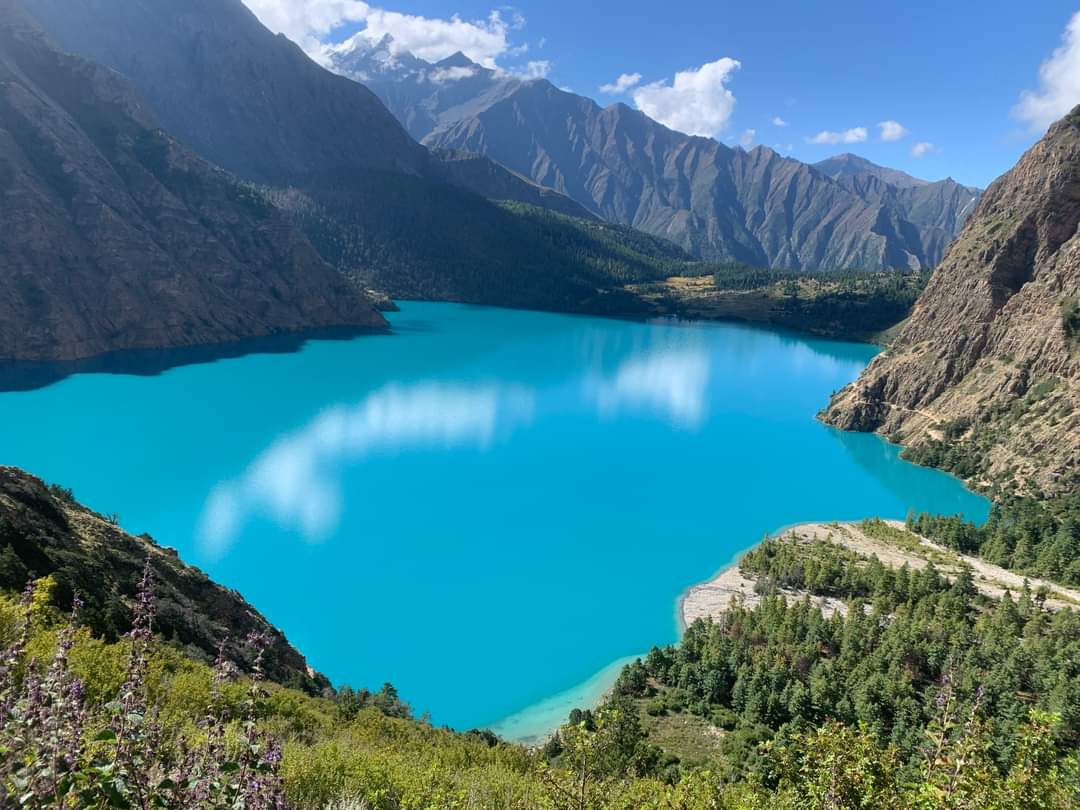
[0,302,989,737]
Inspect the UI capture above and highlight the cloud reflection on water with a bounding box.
[588,349,711,428]
[198,383,535,557]
[199,330,715,557]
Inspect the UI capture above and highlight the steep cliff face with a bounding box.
[0,2,386,363]
[0,467,326,690]
[824,106,1080,496]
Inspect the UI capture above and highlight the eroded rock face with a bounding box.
[823,107,1080,496]
[0,3,386,363]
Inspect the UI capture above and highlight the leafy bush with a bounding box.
[1063,298,1080,346]
[0,569,287,808]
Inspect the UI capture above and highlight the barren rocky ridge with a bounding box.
[824,106,1080,496]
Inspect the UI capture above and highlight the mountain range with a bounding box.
[2,0,685,362]
[331,35,983,271]
[5,0,991,365]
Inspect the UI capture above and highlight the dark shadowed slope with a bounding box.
[824,106,1080,497]
[21,0,428,185]
[0,1,385,363]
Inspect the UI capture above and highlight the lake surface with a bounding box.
[0,302,989,736]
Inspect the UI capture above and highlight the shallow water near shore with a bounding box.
[0,302,989,734]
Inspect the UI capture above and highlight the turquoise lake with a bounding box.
[0,302,989,737]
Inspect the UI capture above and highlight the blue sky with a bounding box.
[246,0,1080,189]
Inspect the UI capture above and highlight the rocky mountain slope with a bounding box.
[21,0,585,215]
[823,105,1080,497]
[329,36,525,143]
[0,2,385,363]
[22,0,428,186]
[814,153,931,190]
[335,38,980,272]
[427,149,596,220]
[20,0,644,310]
[815,154,982,255]
[0,467,325,690]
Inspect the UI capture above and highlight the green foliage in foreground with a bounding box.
[911,493,1080,586]
[3,537,1079,808]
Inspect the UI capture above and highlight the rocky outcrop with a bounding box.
[0,1,386,363]
[0,467,326,690]
[823,106,1080,496]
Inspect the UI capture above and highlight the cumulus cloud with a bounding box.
[1014,11,1080,130]
[772,116,788,127]
[375,9,519,66]
[911,142,936,158]
[600,72,643,94]
[805,127,868,145]
[245,0,523,67]
[631,58,741,138]
[739,129,756,147]
[244,0,371,57]
[878,120,909,141]
[509,60,552,80]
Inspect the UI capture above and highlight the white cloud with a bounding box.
[878,120,909,142]
[739,129,756,147]
[244,1,523,68]
[631,58,741,138]
[600,72,643,94]
[911,142,936,158]
[1014,11,1080,130]
[244,0,371,57]
[805,127,868,145]
[509,60,552,80]
[359,9,516,67]
[772,116,788,127]
[429,65,478,83]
